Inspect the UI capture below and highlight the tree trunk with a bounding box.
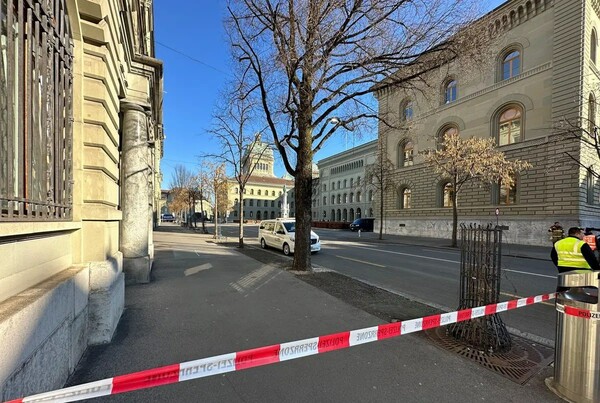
[214,193,219,239]
[200,198,207,233]
[379,190,384,240]
[291,120,313,272]
[238,189,244,248]
[451,186,458,248]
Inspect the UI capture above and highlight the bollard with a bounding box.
[358,229,361,238]
[547,270,600,402]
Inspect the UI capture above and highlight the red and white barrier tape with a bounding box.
[5,292,556,403]
[556,302,600,320]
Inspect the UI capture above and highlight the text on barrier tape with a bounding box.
[4,292,556,403]
[556,303,600,320]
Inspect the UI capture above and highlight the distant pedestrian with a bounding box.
[551,227,600,273]
[548,221,564,244]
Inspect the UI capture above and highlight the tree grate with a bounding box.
[423,326,554,385]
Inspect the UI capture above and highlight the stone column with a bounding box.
[120,100,152,284]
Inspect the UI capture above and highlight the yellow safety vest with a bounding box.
[555,237,591,269]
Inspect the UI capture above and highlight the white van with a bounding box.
[258,219,321,256]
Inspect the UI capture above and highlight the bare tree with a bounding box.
[553,90,600,180]
[424,132,532,247]
[227,0,485,271]
[364,138,396,240]
[200,161,229,238]
[207,88,271,247]
[169,164,201,225]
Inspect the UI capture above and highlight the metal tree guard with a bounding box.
[449,223,512,353]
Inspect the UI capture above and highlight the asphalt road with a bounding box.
[217,223,556,345]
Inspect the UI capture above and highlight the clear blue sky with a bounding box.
[154,0,506,189]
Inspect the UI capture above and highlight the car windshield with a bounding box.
[283,222,295,232]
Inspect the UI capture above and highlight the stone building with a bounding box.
[0,0,163,400]
[376,0,600,245]
[314,140,377,222]
[227,138,294,221]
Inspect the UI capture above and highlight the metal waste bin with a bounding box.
[550,270,600,402]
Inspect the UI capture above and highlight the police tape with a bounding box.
[4,292,557,403]
[556,303,600,320]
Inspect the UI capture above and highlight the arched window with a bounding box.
[398,139,414,167]
[592,30,598,65]
[368,190,373,201]
[350,193,354,203]
[343,193,347,203]
[401,100,414,122]
[498,105,523,145]
[501,49,521,80]
[589,93,596,135]
[331,195,335,204]
[272,191,275,196]
[442,182,453,208]
[587,169,595,204]
[344,179,347,188]
[444,79,457,104]
[250,189,254,195]
[399,188,412,209]
[337,194,341,204]
[357,192,362,202]
[350,178,354,187]
[258,190,261,195]
[498,175,517,205]
[437,126,458,150]
[323,196,327,206]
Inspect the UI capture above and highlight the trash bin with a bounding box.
[549,270,600,402]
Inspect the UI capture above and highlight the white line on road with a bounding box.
[502,268,555,279]
[184,263,213,276]
[352,245,459,264]
[351,244,555,279]
[334,255,386,268]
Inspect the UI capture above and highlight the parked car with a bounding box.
[161,213,175,223]
[258,218,321,256]
[349,217,374,232]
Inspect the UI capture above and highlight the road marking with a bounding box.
[352,245,459,264]
[502,268,555,279]
[352,245,556,279]
[334,255,386,268]
[501,291,555,307]
[184,263,213,276]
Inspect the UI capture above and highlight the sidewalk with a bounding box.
[66,225,561,402]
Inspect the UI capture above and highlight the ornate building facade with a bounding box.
[377,0,600,245]
[227,138,294,221]
[314,140,377,222]
[0,1,163,399]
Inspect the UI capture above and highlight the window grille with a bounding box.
[1,0,74,221]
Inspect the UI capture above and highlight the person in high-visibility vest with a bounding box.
[551,227,600,273]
